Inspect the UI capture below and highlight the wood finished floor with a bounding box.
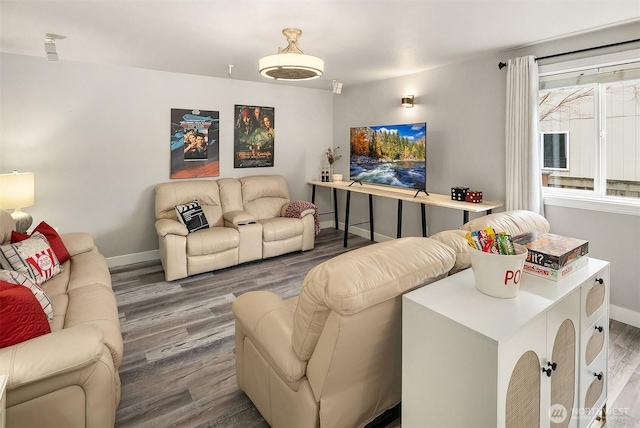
[111,229,640,428]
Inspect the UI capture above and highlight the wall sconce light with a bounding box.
[0,170,35,233]
[401,95,414,108]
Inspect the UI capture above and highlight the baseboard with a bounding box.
[319,220,336,230]
[320,221,394,243]
[106,249,160,268]
[610,304,640,329]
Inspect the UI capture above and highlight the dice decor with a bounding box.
[451,187,469,201]
[451,187,482,203]
[465,190,483,203]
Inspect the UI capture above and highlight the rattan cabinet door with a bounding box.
[500,314,547,428]
[578,266,610,428]
[505,350,542,428]
[503,289,580,428]
[547,289,580,428]
[549,319,578,428]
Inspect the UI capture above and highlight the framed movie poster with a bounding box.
[170,109,219,178]
[234,105,275,168]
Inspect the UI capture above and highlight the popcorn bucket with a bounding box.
[469,243,528,298]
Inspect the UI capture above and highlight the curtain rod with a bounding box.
[498,38,640,69]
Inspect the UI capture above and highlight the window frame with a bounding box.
[538,50,640,217]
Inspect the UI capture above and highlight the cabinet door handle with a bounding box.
[595,278,604,284]
[542,362,557,377]
[594,372,603,380]
[595,325,603,332]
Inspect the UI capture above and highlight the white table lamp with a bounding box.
[0,170,35,234]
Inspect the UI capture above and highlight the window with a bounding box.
[541,132,569,170]
[538,51,640,205]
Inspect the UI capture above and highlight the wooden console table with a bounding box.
[308,180,503,246]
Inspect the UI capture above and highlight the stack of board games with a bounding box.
[512,231,589,281]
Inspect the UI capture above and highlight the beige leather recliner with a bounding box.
[232,237,456,428]
[236,175,316,259]
[155,175,316,281]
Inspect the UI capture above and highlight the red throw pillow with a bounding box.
[11,221,71,264]
[0,280,51,348]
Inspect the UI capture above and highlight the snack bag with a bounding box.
[496,232,516,255]
[466,231,479,250]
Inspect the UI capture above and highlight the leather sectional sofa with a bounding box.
[155,175,316,281]
[0,209,122,427]
[231,210,550,427]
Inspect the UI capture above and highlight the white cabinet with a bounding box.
[402,258,609,428]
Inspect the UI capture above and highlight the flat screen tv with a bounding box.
[350,122,427,194]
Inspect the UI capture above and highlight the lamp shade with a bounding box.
[0,171,35,209]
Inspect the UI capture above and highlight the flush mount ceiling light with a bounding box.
[259,28,324,81]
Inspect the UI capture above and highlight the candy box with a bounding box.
[451,187,469,201]
[465,190,483,203]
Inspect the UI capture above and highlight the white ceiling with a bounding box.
[1,0,639,91]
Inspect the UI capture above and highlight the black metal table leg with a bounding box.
[333,187,338,229]
[369,194,374,241]
[311,184,316,204]
[421,204,427,237]
[397,200,403,238]
[344,190,351,247]
[463,210,469,224]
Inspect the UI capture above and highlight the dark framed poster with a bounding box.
[170,109,219,178]
[234,105,275,168]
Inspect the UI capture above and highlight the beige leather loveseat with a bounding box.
[155,175,316,281]
[231,210,550,427]
[0,209,122,427]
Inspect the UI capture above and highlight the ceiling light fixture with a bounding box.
[401,95,414,108]
[259,28,324,81]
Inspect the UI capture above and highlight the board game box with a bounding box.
[512,231,589,270]
[523,255,589,281]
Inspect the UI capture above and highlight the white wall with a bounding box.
[2,23,638,320]
[330,22,640,319]
[0,53,333,260]
[330,53,506,238]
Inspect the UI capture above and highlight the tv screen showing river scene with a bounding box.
[349,122,426,190]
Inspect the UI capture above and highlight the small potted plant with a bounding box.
[325,146,342,166]
[324,147,342,181]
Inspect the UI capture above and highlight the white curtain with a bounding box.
[505,55,543,214]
